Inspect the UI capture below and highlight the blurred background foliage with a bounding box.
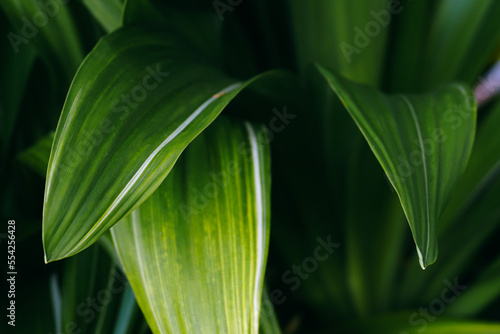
[1,0,500,333]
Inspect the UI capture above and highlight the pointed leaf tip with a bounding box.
[318,65,476,268]
[42,24,283,261]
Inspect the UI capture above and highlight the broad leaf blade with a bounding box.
[42,24,278,262]
[318,65,476,269]
[111,117,270,334]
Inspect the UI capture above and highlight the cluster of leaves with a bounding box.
[2,0,500,333]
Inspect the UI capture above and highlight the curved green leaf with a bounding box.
[42,24,280,262]
[111,117,271,334]
[398,99,500,304]
[318,65,476,269]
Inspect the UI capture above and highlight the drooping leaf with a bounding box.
[111,117,270,334]
[318,65,476,269]
[42,24,282,262]
[399,98,500,303]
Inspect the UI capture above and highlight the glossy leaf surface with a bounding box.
[42,24,277,262]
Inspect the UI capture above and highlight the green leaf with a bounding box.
[344,138,407,315]
[446,254,500,317]
[441,99,500,230]
[385,0,434,93]
[111,117,270,334]
[399,98,500,304]
[113,285,145,334]
[288,0,390,86]
[82,0,124,33]
[0,0,84,81]
[55,243,143,334]
[318,65,477,269]
[42,24,280,262]
[421,0,500,90]
[18,131,54,176]
[259,288,282,334]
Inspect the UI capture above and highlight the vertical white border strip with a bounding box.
[130,210,166,334]
[245,122,265,333]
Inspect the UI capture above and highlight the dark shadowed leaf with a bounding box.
[0,0,84,81]
[82,0,124,33]
[318,65,476,269]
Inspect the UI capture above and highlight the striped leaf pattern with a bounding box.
[318,65,476,269]
[111,117,271,334]
[42,24,277,262]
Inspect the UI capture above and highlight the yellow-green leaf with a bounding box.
[111,117,270,334]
